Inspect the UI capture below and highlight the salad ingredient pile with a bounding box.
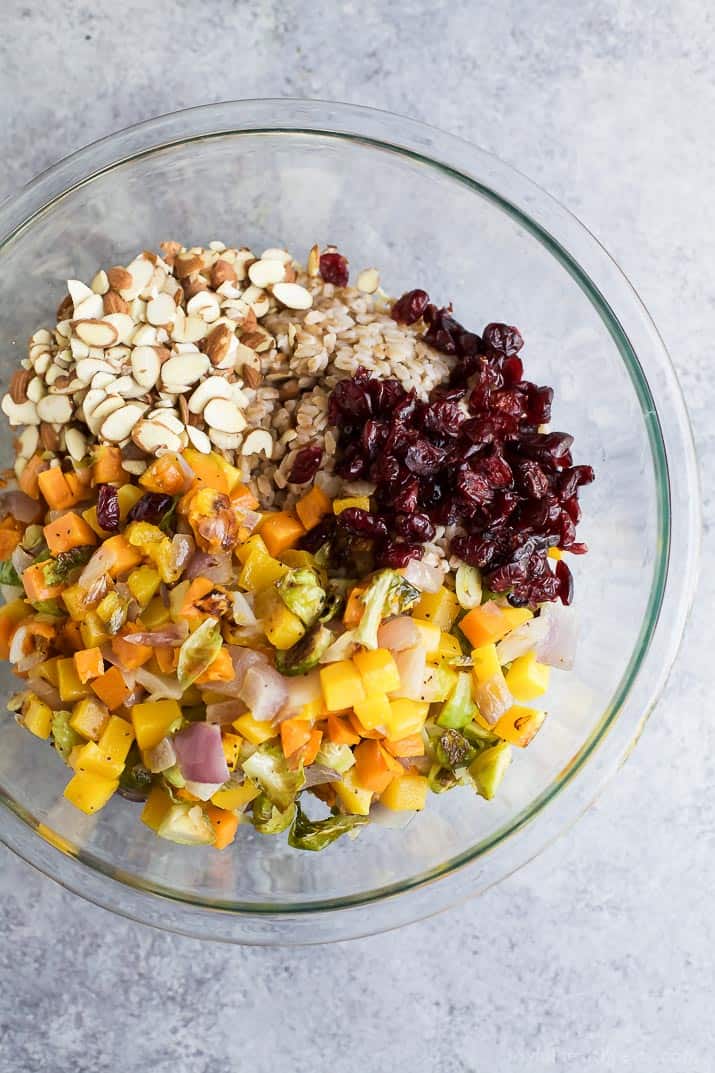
[0,239,593,852]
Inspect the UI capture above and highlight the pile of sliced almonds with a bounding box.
[2,241,381,482]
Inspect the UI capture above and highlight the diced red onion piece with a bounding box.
[303,764,342,788]
[134,665,181,700]
[0,490,44,524]
[400,559,443,593]
[535,601,578,670]
[231,591,256,626]
[183,779,225,801]
[26,677,63,709]
[277,670,323,719]
[185,549,233,584]
[473,674,513,725]
[144,737,176,773]
[79,543,118,590]
[320,629,357,663]
[173,452,196,492]
[495,615,550,664]
[378,616,420,652]
[174,722,230,785]
[239,664,289,721]
[170,533,195,575]
[391,645,427,701]
[0,584,22,603]
[206,698,246,724]
[124,622,189,647]
[11,545,34,576]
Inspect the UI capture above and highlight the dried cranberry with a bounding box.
[96,484,120,532]
[289,445,323,484]
[378,541,424,568]
[404,439,447,476]
[391,289,430,325]
[367,378,405,414]
[423,398,466,438]
[298,515,336,553]
[394,512,435,541]
[337,508,388,540]
[515,460,550,499]
[482,323,524,356]
[556,558,574,605]
[392,479,420,513]
[329,378,371,423]
[319,251,349,287]
[502,355,524,386]
[126,491,174,526]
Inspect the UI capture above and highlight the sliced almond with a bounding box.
[69,336,91,360]
[203,398,246,434]
[132,418,182,455]
[272,282,313,310]
[186,291,220,323]
[107,266,133,292]
[82,388,108,419]
[211,259,238,288]
[204,323,234,367]
[73,293,105,320]
[111,376,147,399]
[73,319,119,348]
[36,394,72,424]
[188,376,233,414]
[186,425,212,453]
[103,290,130,315]
[102,313,136,344]
[146,293,177,327]
[357,268,380,294]
[17,426,39,458]
[26,376,46,404]
[1,396,39,426]
[241,429,273,458]
[33,352,52,377]
[174,252,204,278]
[65,427,88,461]
[242,365,263,389]
[56,295,74,322]
[100,403,149,443]
[147,409,184,437]
[30,329,53,347]
[67,279,94,307]
[9,368,32,404]
[91,371,115,390]
[208,429,242,452]
[75,358,114,383]
[122,459,148,476]
[248,259,285,288]
[86,396,124,436]
[181,276,208,302]
[130,323,157,347]
[130,346,162,389]
[161,352,209,388]
[121,257,154,299]
[261,248,292,265]
[91,270,110,295]
[307,244,320,277]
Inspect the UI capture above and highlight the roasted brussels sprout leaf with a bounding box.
[0,559,21,586]
[251,793,296,834]
[276,567,326,626]
[51,710,81,760]
[353,570,420,650]
[274,622,333,676]
[43,545,94,586]
[242,744,306,811]
[288,802,368,851]
[177,616,222,689]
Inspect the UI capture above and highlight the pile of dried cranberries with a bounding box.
[311,291,594,609]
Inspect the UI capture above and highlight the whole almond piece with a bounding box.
[204,323,233,366]
[39,423,60,452]
[9,369,32,404]
[103,290,130,315]
[211,259,238,287]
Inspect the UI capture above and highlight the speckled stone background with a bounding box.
[1,2,712,1071]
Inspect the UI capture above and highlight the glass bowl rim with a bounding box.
[0,99,700,944]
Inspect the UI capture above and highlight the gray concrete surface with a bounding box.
[1,1,713,1070]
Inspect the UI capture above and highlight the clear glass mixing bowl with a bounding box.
[0,100,699,944]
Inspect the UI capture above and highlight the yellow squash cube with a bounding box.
[353,648,401,695]
[139,595,171,630]
[431,630,462,663]
[235,534,269,566]
[56,658,90,703]
[413,587,460,630]
[70,697,110,741]
[127,565,162,608]
[141,785,173,831]
[380,773,429,811]
[211,778,260,811]
[353,692,391,732]
[385,698,429,740]
[333,496,370,514]
[334,768,373,815]
[221,732,243,771]
[472,643,501,684]
[36,657,61,686]
[232,713,276,745]
[320,660,366,713]
[117,483,144,519]
[74,740,125,781]
[63,771,118,814]
[97,715,136,763]
[131,699,182,750]
[412,617,441,655]
[494,704,547,747]
[263,602,306,651]
[505,651,550,700]
[61,583,88,621]
[500,607,533,632]
[23,696,52,739]
[82,505,110,538]
[238,548,287,591]
[79,612,110,649]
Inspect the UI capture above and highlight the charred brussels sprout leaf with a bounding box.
[251,793,296,834]
[276,568,326,626]
[436,729,477,770]
[288,802,368,851]
[275,623,333,676]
